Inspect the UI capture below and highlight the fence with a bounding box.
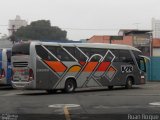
[146,57,160,81]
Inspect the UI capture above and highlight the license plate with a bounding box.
[13,69,29,81]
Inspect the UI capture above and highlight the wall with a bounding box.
[88,35,133,45]
[153,48,160,56]
[147,57,160,81]
[88,35,110,43]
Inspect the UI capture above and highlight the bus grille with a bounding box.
[13,62,28,67]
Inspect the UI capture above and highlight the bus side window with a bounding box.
[132,50,144,69]
[64,47,75,57]
[35,45,57,61]
[103,50,115,62]
[80,48,90,58]
[56,47,75,61]
[90,48,107,56]
[75,48,87,62]
[119,50,134,64]
[90,55,101,62]
[90,48,107,61]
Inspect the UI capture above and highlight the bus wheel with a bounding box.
[64,79,76,93]
[46,90,57,94]
[125,77,133,89]
[108,86,113,90]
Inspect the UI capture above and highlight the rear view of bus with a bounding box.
[0,48,12,86]
[11,43,35,89]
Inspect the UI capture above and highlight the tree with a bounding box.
[15,20,67,41]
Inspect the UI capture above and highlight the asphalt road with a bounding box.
[0,82,160,120]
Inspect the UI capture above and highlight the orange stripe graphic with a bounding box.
[83,62,98,72]
[45,61,67,72]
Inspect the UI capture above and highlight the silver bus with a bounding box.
[11,42,146,93]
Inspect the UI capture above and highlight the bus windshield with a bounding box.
[12,43,30,56]
[132,50,146,72]
[139,57,146,72]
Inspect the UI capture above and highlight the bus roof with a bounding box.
[30,41,141,52]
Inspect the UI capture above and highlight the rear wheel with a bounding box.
[125,77,133,89]
[64,79,76,93]
[108,86,113,90]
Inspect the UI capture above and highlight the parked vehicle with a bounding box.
[11,42,146,93]
[0,48,12,86]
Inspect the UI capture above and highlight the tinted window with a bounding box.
[132,51,142,60]
[36,45,56,61]
[104,52,113,62]
[79,47,107,62]
[80,48,107,57]
[12,43,30,56]
[110,49,119,62]
[119,50,134,64]
[80,48,91,57]
[90,55,101,62]
[64,47,75,57]
[90,48,107,56]
[132,50,143,68]
[90,48,107,62]
[45,46,75,61]
[75,48,87,61]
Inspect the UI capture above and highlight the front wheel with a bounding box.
[125,77,133,89]
[64,79,76,93]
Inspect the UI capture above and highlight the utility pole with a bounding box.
[8,25,16,44]
[149,32,153,57]
[109,36,112,44]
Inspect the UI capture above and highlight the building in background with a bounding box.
[152,38,160,56]
[152,18,160,39]
[8,15,27,36]
[87,29,152,56]
[120,29,152,56]
[88,35,132,45]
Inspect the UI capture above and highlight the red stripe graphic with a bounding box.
[96,62,111,72]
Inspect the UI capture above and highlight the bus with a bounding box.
[0,48,12,86]
[11,42,146,93]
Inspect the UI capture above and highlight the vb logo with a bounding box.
[121,65,133,73]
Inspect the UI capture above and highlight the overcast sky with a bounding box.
[0,0,159,40]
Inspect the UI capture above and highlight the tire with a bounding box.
[125,77,133,89]
[108,86,113,90]
[46,90,57,94]
[64,79,76,93]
